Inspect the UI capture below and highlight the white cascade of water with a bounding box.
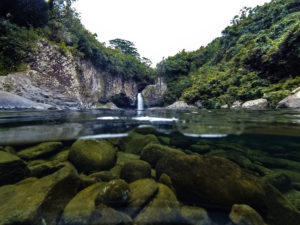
[137,93,144,111]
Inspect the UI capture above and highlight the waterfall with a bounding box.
[137,93,144,111]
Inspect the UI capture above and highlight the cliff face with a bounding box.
[0,40,139,109]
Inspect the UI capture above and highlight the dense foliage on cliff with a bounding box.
[157,0,300,107]
[0,0,154,84]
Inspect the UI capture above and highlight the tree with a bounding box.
[0,0,49,27]
[109,38,140,59]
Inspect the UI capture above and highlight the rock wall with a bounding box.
[0,40,139,109]
[142,77,167,107]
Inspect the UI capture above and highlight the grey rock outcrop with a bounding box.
[242,99,268,109]
[277,87,300,109]
[0,91,52,110]
[142,77,167,107]
[0,40,140,109]
[232,100,243,109]
[167,101,197,110]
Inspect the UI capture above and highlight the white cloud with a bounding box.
[74,0,271,66]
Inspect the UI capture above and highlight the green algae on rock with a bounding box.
[69,139,117,174]
[17,142,63,160]
[0,151,30,185]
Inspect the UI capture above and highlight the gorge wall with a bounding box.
[0,40,139,109]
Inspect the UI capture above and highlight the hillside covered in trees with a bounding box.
[0,0,154,84]
[157,0,300,108]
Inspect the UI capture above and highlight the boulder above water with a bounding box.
[242,99,268,109]
[0,91,52,110]
[277,88,300,109]
[166,101,197,110]
[68,139,117,174]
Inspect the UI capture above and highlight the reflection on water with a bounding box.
[1,109,300,145]
[1,109,300,225]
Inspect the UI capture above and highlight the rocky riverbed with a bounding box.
[1,128,300,225]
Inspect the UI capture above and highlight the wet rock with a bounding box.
[158,136,171,145]
[95,179,130,208]
[17,142,63,160]
[94,204,133,225]
[120,132,159,155]
[142,77,167,107]
[194,100,203,108]
[0,151,30,185]
[156,154,300,225]
[134,184,181,225]
[277,88,300,109]
[284,190,300,211]
[263,172,292,193]
[189,144,211,154]
[89,171,116,182]
[0,90,52,110]
[166,100,197,110]
[242,98,268,109]
[60,182,104,225]
[0,165,80,225]
[156,154,264,208]
[125,179,158,217]
[28,160,72,178]
[159,173,175,193]
[69,139,117,173]
[169,131,198,149]
[117,151,140,164]
[60,179,131,225]
[140,143,184,167]
[50,149,70,162]
[231,100,243,109]
[120,160,152,183]
[110,164,123,179]
[229,204,267,225]
[180,205,211,225]
[78,173,97,190]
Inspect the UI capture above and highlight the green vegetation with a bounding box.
[157,0,300,108]
[0,0,154,83]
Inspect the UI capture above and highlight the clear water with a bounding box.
[1,108,300,225]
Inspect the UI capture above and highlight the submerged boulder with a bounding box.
[229,204,267,225]
[180,205,211,225]
[120,132,159,155]
[277,88,300,109]
[120,160,152,183]
[69,139,117,173]
[0,165,80,225]
[134,184,181,225]
[156,153,300,225]
[140,143,184,167]
[126,178,158,217]
[17,142,63,160]
[60,180,131,225]
[242,99,268,109]
[0,151,30,185]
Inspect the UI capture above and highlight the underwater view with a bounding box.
[1,108,300,225]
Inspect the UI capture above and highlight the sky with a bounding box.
[74,0,271,66]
